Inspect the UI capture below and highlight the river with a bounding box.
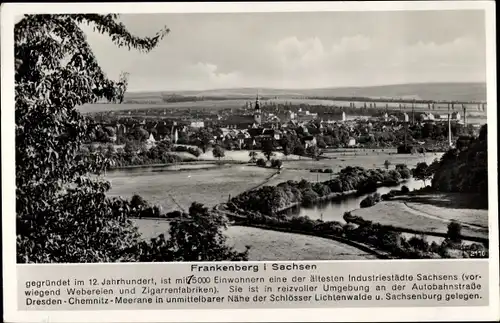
[284,177,426,222]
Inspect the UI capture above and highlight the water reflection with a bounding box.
[285,177,425,222]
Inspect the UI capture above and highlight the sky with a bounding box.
[81,10,487,92]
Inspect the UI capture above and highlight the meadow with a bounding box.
[286,151,443,171]
[350,199,488,240]
[131,219,376,261]
[106,164,275,213]
[106,150,443,214]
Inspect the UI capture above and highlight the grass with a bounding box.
[225,226,377,260]
[132,218,171,240]
[131,218,376,261]
[106,165,275,213]
[285,152,443,171]
[106,151,442,214]
[350,200,488,239]
[197,149,310,162]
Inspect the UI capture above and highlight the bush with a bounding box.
[400,185,410,194]
[447,220,463,243]
[381,192,394,201]
[408,235,430,252]
[360,193,381,208]
[256,158,267,167]
[324,168,333,173]
[271,159,283,169]
[302,189,319,206]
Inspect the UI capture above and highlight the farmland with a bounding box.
[105,149,440,212]
[131,219,376,261]
[105,150,442,213]
[115,82,488,102]
[106,164,275,213]
[350,198,488,240]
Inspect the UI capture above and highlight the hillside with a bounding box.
[126,82,487,102]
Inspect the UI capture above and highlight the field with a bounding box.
[131,219,376,260]
[78,82,487,115]
[285,151,443,171]
[106,164,275,213]
[125,82,487,102]
[106,150,443,213]
[196,149,310,162]
[350,197,488,240]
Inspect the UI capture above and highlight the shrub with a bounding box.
[381,192,394,201]
[271,159,283,169]
[447,220,463,243]
[302,189,319,206]
[408,235,430,252]
[360,193,381,208]
[256,158,267,167]
[324,168,334,173]
[400,185,410,194]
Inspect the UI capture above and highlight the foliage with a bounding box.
[360,193,381,208]
[384,160,391,169]
[447,220,463,243]
[271,159,283,169]
[431,125,487,205]
[256,158,267,167]
[16,14,243,263]
[138,203,249,262]
[412,162,433,185]
[306,145,322,160]
[212,145,225,161]
[261,140,276,161]
[173,145,202,157]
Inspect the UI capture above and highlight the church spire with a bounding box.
[255,90,260,110]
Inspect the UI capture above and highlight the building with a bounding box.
[253,95,262,125]
[190,121,205,128]
[403,113,409,122]
[421,113,435,122]
[347,137,357,147]
[452,112,461,121]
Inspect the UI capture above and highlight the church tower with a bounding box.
[254,93,262,125]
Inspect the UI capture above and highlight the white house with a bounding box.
[190,121,205,128]
[347,137,357,147]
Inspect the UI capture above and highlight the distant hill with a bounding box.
[125,82,487,102]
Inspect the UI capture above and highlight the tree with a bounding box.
[15,14,243,263]
[116,71,130,104]
[262,140,275,161]
[306,145,322,160]
[196,129,212,153]
[138,203,249,262]
[281,135,294,159]
[447,220,462,243]
[248,151,258,163]
[384,159,391,170]
[412,162,433,186]
[212,145,225,161]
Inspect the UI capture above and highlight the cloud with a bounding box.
[80,13,486,91]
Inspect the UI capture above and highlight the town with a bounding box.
[16,11,490,264]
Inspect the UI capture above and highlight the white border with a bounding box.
[1,2,498,322]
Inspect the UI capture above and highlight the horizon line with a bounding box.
[126,81,487,94]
